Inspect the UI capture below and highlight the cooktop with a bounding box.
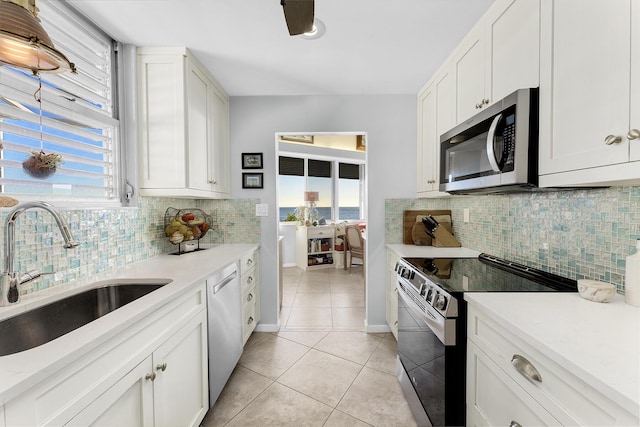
[401,253,578,294]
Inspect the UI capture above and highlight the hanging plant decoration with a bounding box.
[21,72,62,179]
[22,150,63,179]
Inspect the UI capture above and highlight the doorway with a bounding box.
[275,132,367,331]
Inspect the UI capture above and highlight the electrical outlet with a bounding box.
[463,208,470,223]
[255,203,268,217]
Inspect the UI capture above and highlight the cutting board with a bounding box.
[402,210,452,245]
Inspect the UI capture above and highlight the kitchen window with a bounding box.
[0,0,125,206]
[278,155,364,221]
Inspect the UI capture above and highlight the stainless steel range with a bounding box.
[395,254,577,427]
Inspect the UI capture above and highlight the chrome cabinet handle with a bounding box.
[511,354,542,383]
[246,258,253,266]
[628,129,640,140]
[605,135,622,145]
[145,372,156,381]
[247,276,253,284]
[248,316,254,325]
[156,363,167,372]
[208,180,218,185]
[509,421,522,427]
[247,293,253,301]
[427,179,435,184]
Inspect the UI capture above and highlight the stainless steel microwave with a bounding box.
[439,88,538,194]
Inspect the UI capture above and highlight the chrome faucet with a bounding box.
[1,201,79,306]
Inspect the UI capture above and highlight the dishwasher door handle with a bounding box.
[213,271,238,294]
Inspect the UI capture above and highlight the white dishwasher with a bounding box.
[207,262,242,407]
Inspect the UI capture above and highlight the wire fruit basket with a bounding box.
[164,207,213,255]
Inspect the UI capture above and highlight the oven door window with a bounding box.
[397,291,445,426]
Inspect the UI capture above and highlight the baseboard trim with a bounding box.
[365,323,391,333]
[255,323,279,333]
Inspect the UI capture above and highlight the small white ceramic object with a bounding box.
[577,279,616,303]
[182,241,197,252]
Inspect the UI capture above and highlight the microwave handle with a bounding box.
[486,113,503,172]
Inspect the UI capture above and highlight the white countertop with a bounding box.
[0,243,258,404]
[386,243,480,258]
[465,292,640,417]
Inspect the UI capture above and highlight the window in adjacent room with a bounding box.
[278,155,364,222]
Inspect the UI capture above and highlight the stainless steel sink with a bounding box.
[0,281,171,356]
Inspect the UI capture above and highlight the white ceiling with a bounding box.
[69,0,495,96]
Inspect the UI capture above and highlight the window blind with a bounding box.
[339,163,360,180]
[308,159,331,178]
[0,0,119,200]
[279,156,304,176]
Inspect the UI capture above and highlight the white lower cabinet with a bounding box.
[467,341,560,426]
[68,356,155,427]
[4,284,208,427]
[240,249,260,345]
[467,304,639,426]
[385,250,399,339]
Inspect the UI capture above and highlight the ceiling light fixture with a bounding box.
[0,0,76,74]
[299,18,325,40]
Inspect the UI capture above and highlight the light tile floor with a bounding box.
[201,266,418,427]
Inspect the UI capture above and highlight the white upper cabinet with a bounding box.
[454,0,540,123]
[138,47,230,198]
[539,0,640,186]
[417,66,454,196]
[632,1,640,162]
[417,0,539,197]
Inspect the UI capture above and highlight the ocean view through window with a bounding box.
[279,155,363,221]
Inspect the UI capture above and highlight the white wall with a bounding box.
[230,95,417,331]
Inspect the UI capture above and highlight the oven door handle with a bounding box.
[396,280,455,346]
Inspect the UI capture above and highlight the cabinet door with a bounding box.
[454,25,487,123]
[153,310,209,427]
[417,83,437,194]
[487,0,540,102]
[539,0,631,175]
[137,53,186,189]
[630,1,640,162]
[210,87,231,196]
[417,68,453,196]
[67,357,154,427]
[186,59,212,193]
[467,342,561,427]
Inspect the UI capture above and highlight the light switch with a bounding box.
[255,203,268,217]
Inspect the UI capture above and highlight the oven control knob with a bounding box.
[408,270,415,280]
[395,263,402,273]
[435,294,448,311]
[426,288,434,302]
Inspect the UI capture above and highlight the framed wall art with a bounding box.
[242,152,263,169]
[242,172,263,189]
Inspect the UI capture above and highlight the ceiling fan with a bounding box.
[280,0,314,36]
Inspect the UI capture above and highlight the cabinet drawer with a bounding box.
[240,250,258,275]
[307,227,334,239]
[468,306,637,426]
[241,264,258,295]
[467,341,560,426]
[242,290,257,345]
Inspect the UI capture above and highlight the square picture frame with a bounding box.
[242,172,263,189]
[242,152,263,169]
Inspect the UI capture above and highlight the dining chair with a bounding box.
[345,225,365,275]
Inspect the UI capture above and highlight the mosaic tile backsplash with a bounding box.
[386,186,640,293]
[0,197,260,296]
